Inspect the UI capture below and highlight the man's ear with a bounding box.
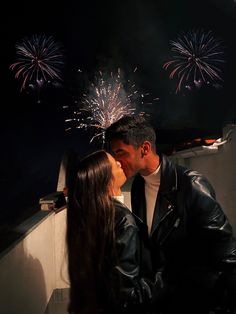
[141,141,151,157]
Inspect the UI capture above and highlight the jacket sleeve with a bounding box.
[188,172,236,311]
[113,213,152,309]
[188,171,236,267]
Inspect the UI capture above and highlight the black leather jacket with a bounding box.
[131,154,236,311]
[112,199,152,313]
[68,199,153,314]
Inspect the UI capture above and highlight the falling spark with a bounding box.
[9,34,64,92]
[65,69,152,145]
[163,29,225,93]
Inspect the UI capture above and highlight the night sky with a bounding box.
[1,0,236,225]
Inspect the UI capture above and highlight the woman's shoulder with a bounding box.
[113,199,137,229]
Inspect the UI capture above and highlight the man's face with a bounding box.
[110,139,143,178]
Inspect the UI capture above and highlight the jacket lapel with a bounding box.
[131,175,147,223]
[150,154,178,236]
[132,154,179,241]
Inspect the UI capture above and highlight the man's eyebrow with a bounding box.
[114,148,124,153]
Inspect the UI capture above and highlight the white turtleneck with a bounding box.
[142,164,161,235]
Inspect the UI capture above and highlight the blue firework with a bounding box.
[163,29,225,93]
[10,34,64,92]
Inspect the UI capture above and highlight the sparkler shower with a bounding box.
[9,34,64,93]
[64,68,150,145]
[163,29,225,93]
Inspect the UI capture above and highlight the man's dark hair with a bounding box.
[105,115,156,150]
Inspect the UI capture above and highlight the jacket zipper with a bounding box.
[156,205,181,245]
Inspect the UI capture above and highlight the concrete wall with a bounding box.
[0,209,69,314]
[173,125,236,234]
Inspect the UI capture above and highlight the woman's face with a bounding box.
[106,153,127,190]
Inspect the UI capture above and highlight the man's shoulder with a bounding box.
[176,164,210,185]
[162,155,213,194]
[174,163,216,200]
[169,156,205,182]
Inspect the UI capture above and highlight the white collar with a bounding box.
[141,163,161,185]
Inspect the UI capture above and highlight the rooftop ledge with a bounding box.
[171,125,236,159]
[172,144,219,158]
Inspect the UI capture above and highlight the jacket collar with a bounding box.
[133,154,178,203]
[159,154,178,196]
[132,154,178,234]
[151,154,178,235]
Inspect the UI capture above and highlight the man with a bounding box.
[105,115,236,314]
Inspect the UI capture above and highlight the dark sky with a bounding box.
[0,0,236,223]
[2,0,236,127]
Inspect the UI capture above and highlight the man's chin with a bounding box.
[122,167,136,179]
[124,171,135,179]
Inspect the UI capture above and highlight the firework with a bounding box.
[65,69,149,145]
[163,29,225,93]
[10,34,64,92]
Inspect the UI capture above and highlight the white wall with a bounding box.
[174,125,236,234]
[0,209,69,314]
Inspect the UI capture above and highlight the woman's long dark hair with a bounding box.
[66,150,116,314]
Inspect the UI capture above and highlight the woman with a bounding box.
[66,150,153,314]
